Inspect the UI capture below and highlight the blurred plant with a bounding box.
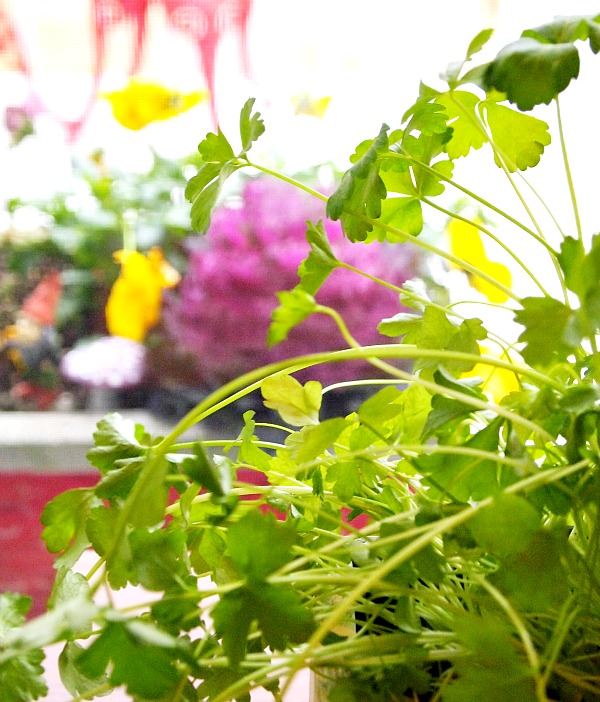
[1,149,195,348]
[162,175,424,388]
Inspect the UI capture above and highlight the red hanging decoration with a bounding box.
[163,0,253,124]
[3,0,253,141]
[0,4,27,72]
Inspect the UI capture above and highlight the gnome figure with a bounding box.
[0,270,63,409]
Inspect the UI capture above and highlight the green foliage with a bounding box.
[444,614,536,702]
[186,97,264,233]
[9,11,600,702]
[326,125,390,241]
[483,14,600,110]
[261,374,322,426]
[0,594,47,702]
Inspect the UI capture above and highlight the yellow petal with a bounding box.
[462,346,522,403]
[446,217,512,303]
[101,79,208,130]
[105,248,179,341]
[291,93,331,119]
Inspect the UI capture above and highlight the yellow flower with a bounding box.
[291,93,331,119]
[446,217,512,303]
[102,79,207,130]
[463,345,522,404]
[105,247,180,342]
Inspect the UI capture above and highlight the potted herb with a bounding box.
[3,12,600,702]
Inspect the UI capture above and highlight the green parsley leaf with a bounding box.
[469,494,540,558]
[436,90,487,159]
[297,220,340,294]
[58,641,109,699]
[41,488,100,569]
[484,37,580,110]
[0,594,47,702]
[445,614,536,702]
[514,297,581,366]
[416,417,504,501]
[86,505,132,589]
[76,621,183,699]
[186,98,265,233]
[129,528,188,591]
[261,375,322,426]
[181,441,231,496]
[86,412,148,472]
[288,417,349,464]
[491,529,570,611]
[239,96,265,156]
[326,124,389,242]
[227,510,296,582]
[237,411,272,472]
[482,101,551,171]
[267,287,318,346]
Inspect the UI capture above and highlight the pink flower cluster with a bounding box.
[164,176,420,387]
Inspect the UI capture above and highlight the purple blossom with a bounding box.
[163,176,421,387]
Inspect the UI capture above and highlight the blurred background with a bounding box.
[1,0,599,415]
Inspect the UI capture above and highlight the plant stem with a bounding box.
[473,575,545,698]
[387,151,556,254]
[555,96,583,246]
[245,159,329,203]
[422,197,550,297]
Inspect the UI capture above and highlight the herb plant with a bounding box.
[4,12,600,702]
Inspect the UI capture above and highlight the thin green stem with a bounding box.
[245,159,329,203]
[473,576,545,698]
[387,151,555,254]
[556,97,583,245]
[248,153,520,304]
[422,197,550,297]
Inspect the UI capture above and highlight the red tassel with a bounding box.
[164,0,253,126]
